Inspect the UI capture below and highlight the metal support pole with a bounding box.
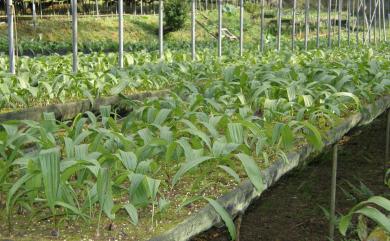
[159,0,164,59]
[378,0,381,41]
[369,0,372,42]
[218,0,222,58]
[304,0,309,50]
[32,0,37,29]
[192,0,196,60]
[363,0,366,44]
[333,0,338,36]
[95,0,99,16]
[381,0,386,41]
[7,0,15,74]
[374,0,377,43]
[260,0,265,52]
[329,144,338,241]
[316,0,321,48]
[277,0,282,51]
[118,0,124,68]
[72,0,78,73]
[357,0,360,44]
[338,0,342,46]
[348,0,351,45]
[240,0,244,56]
[292,0,296,50]
[328,0,332,47]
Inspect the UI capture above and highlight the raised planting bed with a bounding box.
[149,96,390,241]
[0,90,168,122]
[0,47,389,241]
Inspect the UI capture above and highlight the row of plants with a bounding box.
[0,49,212,112]
[0,33,378,114]
[0,37,220,56]
[0,45,389,240]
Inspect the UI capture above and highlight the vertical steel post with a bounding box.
[159,0,164,59]
[260,0,265,52]
[328,0,332,47]
[95,0,99,16]
[363,0,366,44]
[218,0,222,58]
[329,144,338,241]
[348,0,351,45]
[357,0,360,44]
[32,0,37,29]
[119,0,124,68]
[304,0,309,50]
[7,0,15,74]
[240,0,244,56]
[338,0,342,46]
[352,0,355,42]
[382,0,386,41]
[333,0,338,36]
[374,0,377,43]
[192,0,196,60]
[277,0,282,51]
[292,0,297,50]
[369,0,372,43]
[378,0,381,41]
[72,0,78,73]
[317,0,321,48]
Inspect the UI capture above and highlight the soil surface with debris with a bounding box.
[193,113,390,241]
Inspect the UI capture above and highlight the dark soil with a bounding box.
[193,114,390,241]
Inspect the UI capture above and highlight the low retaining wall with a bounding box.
[150,95,390,241]
[0,90,168,122]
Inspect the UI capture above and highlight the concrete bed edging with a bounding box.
[149,95,390,241]
[0,90,169,122]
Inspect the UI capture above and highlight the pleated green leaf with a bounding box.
[39,147,61,214]
[97,167,115,220]
[235,153,264,193]
[204,197,236,241]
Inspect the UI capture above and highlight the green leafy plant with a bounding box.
[339,196,390,238]
[0,43,389,239]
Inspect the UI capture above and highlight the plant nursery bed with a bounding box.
[0,90,168,122]
[1,98,386,241]
[147,96,390,241]
[193,113,389,241]
[0,47,388,241]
